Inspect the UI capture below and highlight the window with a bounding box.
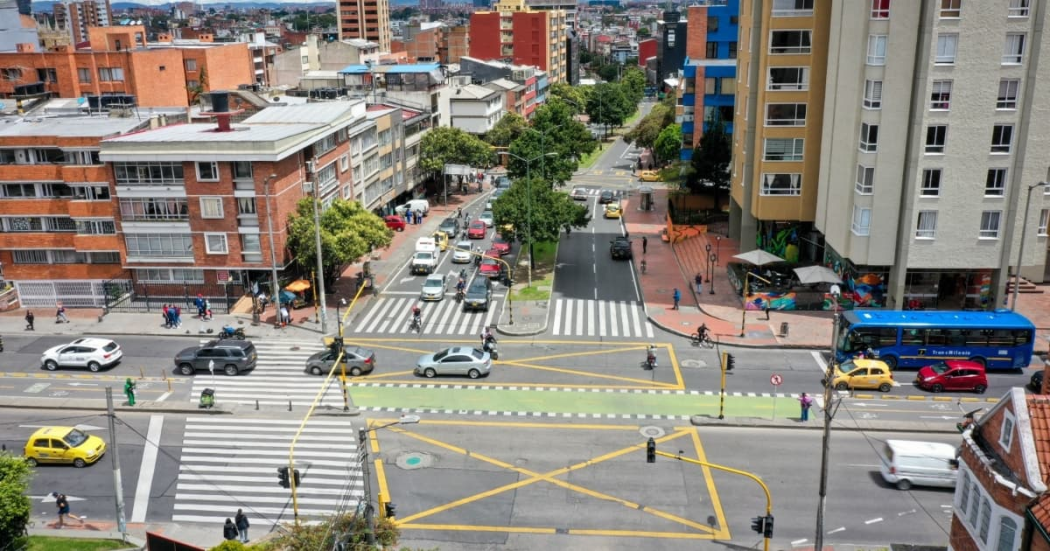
[114,162,185,185]
[765,103,806,126]
[340,154,349,172]
[314,133,337,156]
[980,211,1002,239]
[926,126,947,154]
[764,138,804,161]
[760,173,801,196]
[12,250,48,263]
[98,67,125,81]
[1009,0,1030,17]
[997,517,1018,551]
[930,80,952,110]
[36,68,57,83]
[770,30,812,54]
[916,211,937,238]
[767,67,809,91]
[199,197,223,218]
[186,80,199,89]
[50,250,85,264]
[185,59,197,71]
[90,251,120,264]
[75,220,116,235]
[119,198,188,221]
[707,16,718,32]
[124,234,194,258]
[852,206,872,236]
[859,123,879,152]
[237,197,257,215]
[997,79,1020,109]
[706,42,718,58]
[205,233,228,254]
[241,233,261,255]
[0,68,21,80]
[863,80,882,109]
[867,35,887,65]
[771,0,813,16]
[979,498,991,543]
[872,0,890,18]
[196,161,219,181]
[1039,209,1049,236]
[922,169,942,196]
[936,34,958,64]
[1003,33,1025,64]
[856,165,874,194]
[232,161,252,180]
[959,473,972,515]
[940,0,960,17]
[729,42,738,58]
[986,169,1007,196]
[991,124,1013,153]
[77,68,91,83]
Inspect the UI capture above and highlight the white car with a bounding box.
[478,211,495,227]
[420,274,447,301]
[452,241,473,263]
[41,338,123,372]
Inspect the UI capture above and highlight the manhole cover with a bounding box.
[640,426,665,438]
[396,452,433,470]
[679,359,707,369]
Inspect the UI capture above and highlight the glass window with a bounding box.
[1039,209,1049,237]
[12,250,48,263]
[936,34,958,64]
[922,169,942,196]
[771,0,813,16]
[941,0,961,18]
[852,206,871,236]
[763,138,804,161]
[930,80,952,110]
[765,103,806,126]
[1009,0,1030,17]
[991,125,1013,153]
[979,498,992,542]
[767,67,809,91]
[241,233,262,253]
[760,173,801,196]
[867,35,887,65]
[856,165,874,194]
[707,16,718,32]
[237,197,257,215]
[706,42,718,58]
[125,234,194,258]
[997,517,1018,551]
[185,59,197,71]
[232,161,253,180]
[114,162,184,185]
[998,79,1020,109]
[864,80,882,109]
[196,161,219,182]
[916,211,937,239]
[926,126,947,154]
[859,123,879,152]
[980,211,1002,239]
[77,68,91,83]
[1003,33,1025,64]
[871,0,890,18]
[205,233,228,254]
[770,30,812,54]
[199,197,223,219]
[986,169,1007,196]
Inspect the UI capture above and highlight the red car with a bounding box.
[467,220,487,239]
[915,360,988,394]
[478,249,505,279]
[491,234,511,256]
[384,215,406,232]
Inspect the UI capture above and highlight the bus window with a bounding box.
[948,330,967,346]
[847,328,898,350]
[988,329,1014,346]
[926,329,949,346]
[1013,330,1032,345]
[964,331,987,346]
[902,329,925,346]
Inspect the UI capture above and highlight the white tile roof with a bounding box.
[0,115,147,138]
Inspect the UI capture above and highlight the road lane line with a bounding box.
[619,302,632,337]
[353,297,385,332]
[156,391,172,402]
[483,302,498,330]
[810,350,828,372]
[630,302,643,338]
[598,300,607,337]
[457,302,475,334]
[130,414,163,522]
[552,299,563,336]
[587,300,596,337]
[827,527,845,534]
[376,297,408,333]
[791,540,809,546]
[864,517,883,524]
[575,299,586,335]
[564,299,574,336]
[435,296,457,333]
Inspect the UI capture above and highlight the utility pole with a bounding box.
[105,388,128,540]
[263,174,281,328]
[359,428,377,546]
[814,313,840,550]
[311,185,328,334]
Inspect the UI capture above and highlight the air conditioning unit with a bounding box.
[302,180,314,193]
[305,160,316,173]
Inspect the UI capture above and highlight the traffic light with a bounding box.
[292,468,301,487]
[725,353,736,372]
[384,502,397,520]
[330,336,344,354]
[763,514,774,538]
[646,437,656,463]
[359,427,368,445]
[277,466,290,488]
[751,515,765,534]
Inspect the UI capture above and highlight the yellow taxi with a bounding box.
[639,170,662,182]
[431,231,449,252]
[824,358,895,392]
[24,426,106,468]
[603,203,623,219]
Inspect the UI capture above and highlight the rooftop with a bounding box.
[243,101,363,125]
[451,84,500,100]
[0,114,147,138]
[338,62,442,74]
[487,78,524,91]
[1026,395,1050,528]
[103,122,322,144]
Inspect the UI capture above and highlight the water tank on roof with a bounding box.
[209,91,231,113]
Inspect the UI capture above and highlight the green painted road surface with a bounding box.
[349,386,809,419]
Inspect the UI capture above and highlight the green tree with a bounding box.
[586,83,629,140]
[624,101,674,151]
[689,112,732,195]
[597,63,620,83]
[548,82,588,114]
[621,67,646,105]
[484,112,528,148]
[0,452,32,547]
[419,126,495,180]
[261,513,400,551]
[286,198,393,282]
[653,123,682,166]
[492,176,590,256]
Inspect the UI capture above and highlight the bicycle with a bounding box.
[690,331,714,348]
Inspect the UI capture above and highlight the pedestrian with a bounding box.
[415,209,422,224]
[124,377,136,406]
[798,392,814,421]
[642,235,648,254]
[695,273,703,294]
[25,310,34,331]
[223,518,238,540]
[195,294,205,318]
[55,303,69,324]
[53,493,82,528]
[235,509,250,543]
[203,299,212,321]
[174,305,182,327]
[279,305,290,326]
[457,207,463,219]
[162,304,170,328]
[672,288,681,310]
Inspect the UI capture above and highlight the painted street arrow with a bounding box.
[33,493,86,503]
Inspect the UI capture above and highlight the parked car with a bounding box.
[479,250,506,279]
[496,176,511,189]
[174,340,257,376]
[599,190,615,204]
[304,346,376,377]
[438,218,460,236]
[571,187,589,201]
[463,277,493,312]
[467,220,488,239]
[384,215,406,232]
[478,211,495,227]
[604,203,623,219]
[421,273,447,301]
[394,199,430,216]
[24,426,106,468]
[824,358,894,392]
[916,360,988,393]
[415,346,492,379]
[491,234,511,256]
[41,338,123,372]
[639,170,662,182]
[610,237,632,260]
[452,240,474,263]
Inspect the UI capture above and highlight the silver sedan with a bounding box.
[420,274,446,301]
[415,347,492,379]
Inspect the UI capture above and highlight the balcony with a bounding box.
[73,234,121,251]
[0,232,74,249]
[68,200,116,218]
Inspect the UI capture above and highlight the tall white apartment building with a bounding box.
[814,0,1050,310]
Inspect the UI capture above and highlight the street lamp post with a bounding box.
[1010,181,1048,311]
[336,297,347,337]
[310,178,328,335]
[705,244,712,283]
[709,253,717,295]
[263,174,281,328]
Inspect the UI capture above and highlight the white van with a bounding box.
[415,237,437,255]
[879,439,958,490]
[395,199,430,216]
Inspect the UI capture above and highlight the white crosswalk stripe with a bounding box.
[173,416,364,527]
[550,299,654,339]
[349,296,500,336]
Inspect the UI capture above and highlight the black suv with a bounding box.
[439,218,460,236]
[463,277,493,312]
[610,237,632,260]
[174,340,257,376]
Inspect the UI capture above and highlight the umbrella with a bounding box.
[278,290,298,305]
[733,249,784,266]
[285,279,311,293]
[793,266,843,285]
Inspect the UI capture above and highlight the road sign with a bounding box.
[770,374,783,386]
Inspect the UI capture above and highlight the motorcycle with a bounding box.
[643,347,657,369]
[483,339,499,360]
[218,325,246,340]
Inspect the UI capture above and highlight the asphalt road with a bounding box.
[554,193,635,303]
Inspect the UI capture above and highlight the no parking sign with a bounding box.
[770,374,783,421]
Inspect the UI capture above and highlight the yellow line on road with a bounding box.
[374,458,389,503]
[399,523,555,534]
[357,370,416,381]
[513,345,649,363]
[689,429,730,539]
[496,360,679,388]
[350,379,669,390]
[408,419,645,430]
[568,529,715,539]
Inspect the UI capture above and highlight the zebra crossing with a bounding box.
[349,295,501,336]
[550,299,655,339]
[172,416,364,527]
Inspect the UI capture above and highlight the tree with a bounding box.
[597,63,620,83]
[653,123,681,166]
[492,176,590,256]
[624,100,674,151]
[484,112,528,148]
[286,198,393,282]
[0,452,32,548]
[690,112,732,195]
[637,27,651,38]
[586,83,629,140]
[621,67,646,105]
[259,513,400,551]
[548,82,587,113]
[419,126,495,180]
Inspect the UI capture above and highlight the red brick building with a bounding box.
[468,0,567,83]
[638,38,657,68]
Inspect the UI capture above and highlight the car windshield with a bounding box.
[837,359,857,373]
[928,362,950,374]
[493,236,507,245]
[482,258,497,266]
[471,349,484,360]
[433,349,450,361]
[103,342,118,352]
[425,278,442,287]
[64,428,88,447]
[414,252,432,260]
[456,241,471,249]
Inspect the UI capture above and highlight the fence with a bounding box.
[104,275,245,314]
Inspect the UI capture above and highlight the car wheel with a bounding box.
[88,361,101,372]
[835,382,849,390]
[310,366,323,376]
[896,479,912,491]
[424,368,437,378]
[25,457,37,467]
[73,458,86,468]
[224,365,239,376]
[882,356,898,370]
[179,364,194,376]
[974,384,987,394]
[44,360,59,371]
[878,383,892,393]
[468,369,481,379]
[350,366,363,377]
[968,357,987,368]
[931,383,944,393]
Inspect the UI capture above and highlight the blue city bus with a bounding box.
[835,310,1036,370]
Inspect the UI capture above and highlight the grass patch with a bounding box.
[510,241,557,301]
[28,537,130,551]
[511,272,554,301]
[623,108,642,127]
[578,145,604,170]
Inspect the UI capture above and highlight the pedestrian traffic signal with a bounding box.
[359,427,367,445]
[763,514,774,538]
[277,466,290,488]
[725,354,735,372]
[751,515,765,534]
[292,468,301,487]
[646,437,656,463]
[384,502,397,519]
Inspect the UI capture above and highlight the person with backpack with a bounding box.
[798,392,814,421]
[223,518,238,540]
[235,509,250,543]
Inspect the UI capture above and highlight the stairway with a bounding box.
[1006,276,1044,294]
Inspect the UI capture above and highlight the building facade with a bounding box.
[53,0,112,45]
[337,0,392,53]
[656,9,688,85]
[678,0,738,161]
[443,83,505,134]
[469,0,568,84]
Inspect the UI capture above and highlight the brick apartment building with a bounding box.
[469,0,567,84]
[0,26,252,108]
[53,0,113,45]
[395,22,469,64]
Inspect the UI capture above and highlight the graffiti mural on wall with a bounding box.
[757,223,800,263]
[744,291,797,310]
[823,248,887,309]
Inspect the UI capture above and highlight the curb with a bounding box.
[687,414,961,433]
[27,528,146,548]
[496,239,556,337]
[0,397,232,414]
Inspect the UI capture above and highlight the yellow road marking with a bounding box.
[667,344,685,389]
[404,419,646,430]
[567,529,715,539]
[496,360,680,388]
[690,428,730,539]
[357,370,416,381]
[352,379,666,390]
[374,458,389,502]
[513,345,650,363]
[399,524,555,534]
[344,338,658,347]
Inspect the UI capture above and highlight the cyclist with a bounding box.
[697,324,709,343]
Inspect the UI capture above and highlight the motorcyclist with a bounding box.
[481,328,496,349]
[411,305,422,329]
[456,278,466,297]
[646,344,658,369]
